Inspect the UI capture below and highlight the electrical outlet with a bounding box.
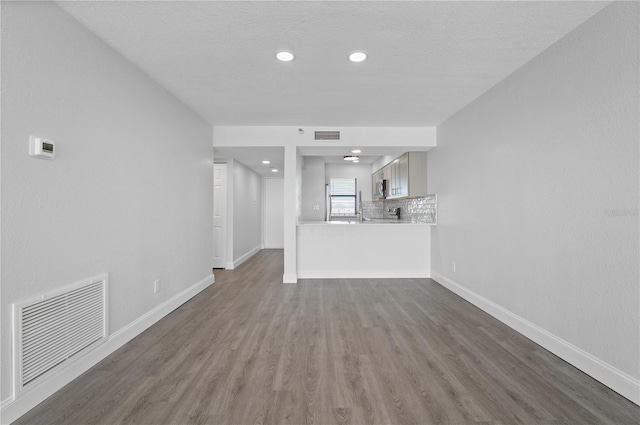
[154,279,160,294]
[451,262,456,273]
[313,204,320,211]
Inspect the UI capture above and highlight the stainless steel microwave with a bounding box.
[377,179,388,200]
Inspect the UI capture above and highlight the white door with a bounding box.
[263,178,284,248]
[212,164,227,268]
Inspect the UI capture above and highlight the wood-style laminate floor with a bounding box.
[15,249,639,425]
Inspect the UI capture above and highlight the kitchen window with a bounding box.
[329,178,357,217]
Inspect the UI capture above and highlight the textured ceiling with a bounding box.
[214,147,284,177]
[57,1,609,127]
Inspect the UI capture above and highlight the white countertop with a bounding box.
[298,220,435,226]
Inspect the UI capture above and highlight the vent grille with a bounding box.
[14,275,108,392]
[314,131,340,141]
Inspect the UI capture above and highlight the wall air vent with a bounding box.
[314,131,340,141]
[13,274,108,396]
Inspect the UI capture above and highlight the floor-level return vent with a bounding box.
[13,274,108,395]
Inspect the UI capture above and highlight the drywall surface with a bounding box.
[264,178,284,248]
[232,161,262,260]
[325,163,373,203]
[213,126,436,148]
[430,1,639,383]
[224,158,236,268]
[282,146,300,283]
[301,157,326,221]
[1,2,213,402]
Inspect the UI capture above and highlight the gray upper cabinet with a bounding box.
[380,151,428,200]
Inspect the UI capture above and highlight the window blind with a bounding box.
[329,178,357,216]
[329,178,356,196]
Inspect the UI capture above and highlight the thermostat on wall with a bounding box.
[29,136,55,159]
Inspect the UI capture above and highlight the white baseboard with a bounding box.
[297,269,430,279]
[0,274,215,425]
[430,271,640,406]
[224,246,262,270]
[233,246,261,269]
[0,398,12,423]
[282,273,298,284]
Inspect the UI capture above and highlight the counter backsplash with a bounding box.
[362,194,437,224]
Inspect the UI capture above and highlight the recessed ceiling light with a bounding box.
[351,149,362,154]
[276,51,295,62]
[353,160,359,163]
[271,169,279,172]
[348,52,367,63]
[262,160,271,164]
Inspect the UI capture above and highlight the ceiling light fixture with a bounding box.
[348,52,367,63]
[343,155,359,161]
[351,149,362,154]
[271,169,279,172]
[262,160,270,164]
[276,51,295,62]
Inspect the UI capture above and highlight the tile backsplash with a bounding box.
[361,201,384,218]
[362,194,437,224]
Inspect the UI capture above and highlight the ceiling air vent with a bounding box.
[314,131,340,141]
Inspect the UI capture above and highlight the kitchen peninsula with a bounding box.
[297,220,432,279]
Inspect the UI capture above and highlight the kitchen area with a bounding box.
[297,150,436,279]
[212,126,438,283]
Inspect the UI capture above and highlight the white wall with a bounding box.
[231,161,262,264]
[301,157,326,221]
[224,158,235,269]
[213,126,436,149]
[429,2,639,402]
[263,178,284,248]
[282,146,299,282]
[1,0,213,408]
[325,163,373,202]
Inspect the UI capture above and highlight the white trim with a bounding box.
[282,273,298,284]
[232,245,261,269]
[431,271,640,406]
[0,398,13,416]
[225,262,235,270]
[0,274,215,425]
[298,269,430,279]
